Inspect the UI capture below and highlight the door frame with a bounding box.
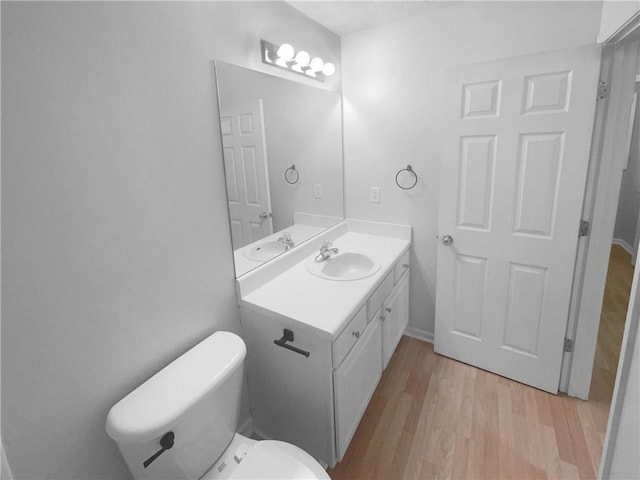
[630,89,640,266]
[598,249,640,478]
[562,18,640,399]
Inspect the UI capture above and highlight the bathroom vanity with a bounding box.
[236,220,411,467]
[214,60,407,466]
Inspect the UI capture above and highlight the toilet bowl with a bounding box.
[202,434,329,480]
[105,331,329,480]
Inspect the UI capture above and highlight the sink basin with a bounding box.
[306,250,381,281]
[244,241,287,262]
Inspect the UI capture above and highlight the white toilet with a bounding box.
[106,331,329,480]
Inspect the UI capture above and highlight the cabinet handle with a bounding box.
[379,315,385,322]
[403,263,409,269]
[352,331,361,339]
[385,307,392,313]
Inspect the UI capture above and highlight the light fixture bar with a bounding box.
[261,40,335,82]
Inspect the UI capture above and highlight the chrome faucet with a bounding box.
[277,232,295,250]
[315,240,339,263]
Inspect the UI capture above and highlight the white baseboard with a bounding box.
[612,237,635,255]
[405,327,434,344]
[250,426,272,441]
[237,416,254,437]
[1,442,13,480]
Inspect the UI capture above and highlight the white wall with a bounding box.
[598,0,640,42]
[1,3,339,479]
[613,84,640,250]
[342,1,602,337]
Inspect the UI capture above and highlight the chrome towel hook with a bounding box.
[284,164,299,184]
[395,164,418,190]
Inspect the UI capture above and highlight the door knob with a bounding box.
[441,234,454,246]
[258,211,271,220]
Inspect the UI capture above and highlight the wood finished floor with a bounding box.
[327,245,633,480]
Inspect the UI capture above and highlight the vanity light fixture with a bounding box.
[261,40,335,82]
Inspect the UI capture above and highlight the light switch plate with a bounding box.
[313,184,323,199]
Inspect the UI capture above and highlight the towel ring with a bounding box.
[395,165,418,190]
[284,164,299,185]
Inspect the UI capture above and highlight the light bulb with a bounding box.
[322,62,336,76]
[309,57,324,72]
[277,43,295,62]
[295,50,310,67]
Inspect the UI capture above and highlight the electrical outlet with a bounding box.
[313,184,323,199]
[370,186,380,203]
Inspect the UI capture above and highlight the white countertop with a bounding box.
[240,230,410,339]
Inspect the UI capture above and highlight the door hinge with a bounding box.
[579,220,590,237]
[597,80,609,100]
[564,338,574,353]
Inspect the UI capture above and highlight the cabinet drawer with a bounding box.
[333,305,367,367]
[366,272,393,322]
[394,250,410,284]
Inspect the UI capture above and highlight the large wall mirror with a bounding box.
[214,61,344,277]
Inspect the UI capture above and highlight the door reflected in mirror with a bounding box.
[214,61,344,277]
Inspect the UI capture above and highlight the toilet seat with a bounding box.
[230,441,329,480]
[202,435,329,480]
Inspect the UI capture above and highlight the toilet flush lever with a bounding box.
[143,431,175,468]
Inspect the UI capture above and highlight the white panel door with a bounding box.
[435,45,601,393]
[221,99,273,250]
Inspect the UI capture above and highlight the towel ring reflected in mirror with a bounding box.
[395,164,418,190]
[285,164,299,185]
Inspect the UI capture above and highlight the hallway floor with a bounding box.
[327,245,633,480]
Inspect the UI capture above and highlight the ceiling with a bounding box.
[287,1,457,37]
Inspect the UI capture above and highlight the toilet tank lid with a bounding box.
[105,331,246,443]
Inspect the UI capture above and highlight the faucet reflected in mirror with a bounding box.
[278,232,295,250]
[213,61,344,277]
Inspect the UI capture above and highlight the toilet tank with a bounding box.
[106,331,246,480]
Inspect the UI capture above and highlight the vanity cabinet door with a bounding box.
[382,273,410,368]
[334,318,382,461]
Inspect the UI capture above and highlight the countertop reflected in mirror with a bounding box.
[213,61,344,277]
